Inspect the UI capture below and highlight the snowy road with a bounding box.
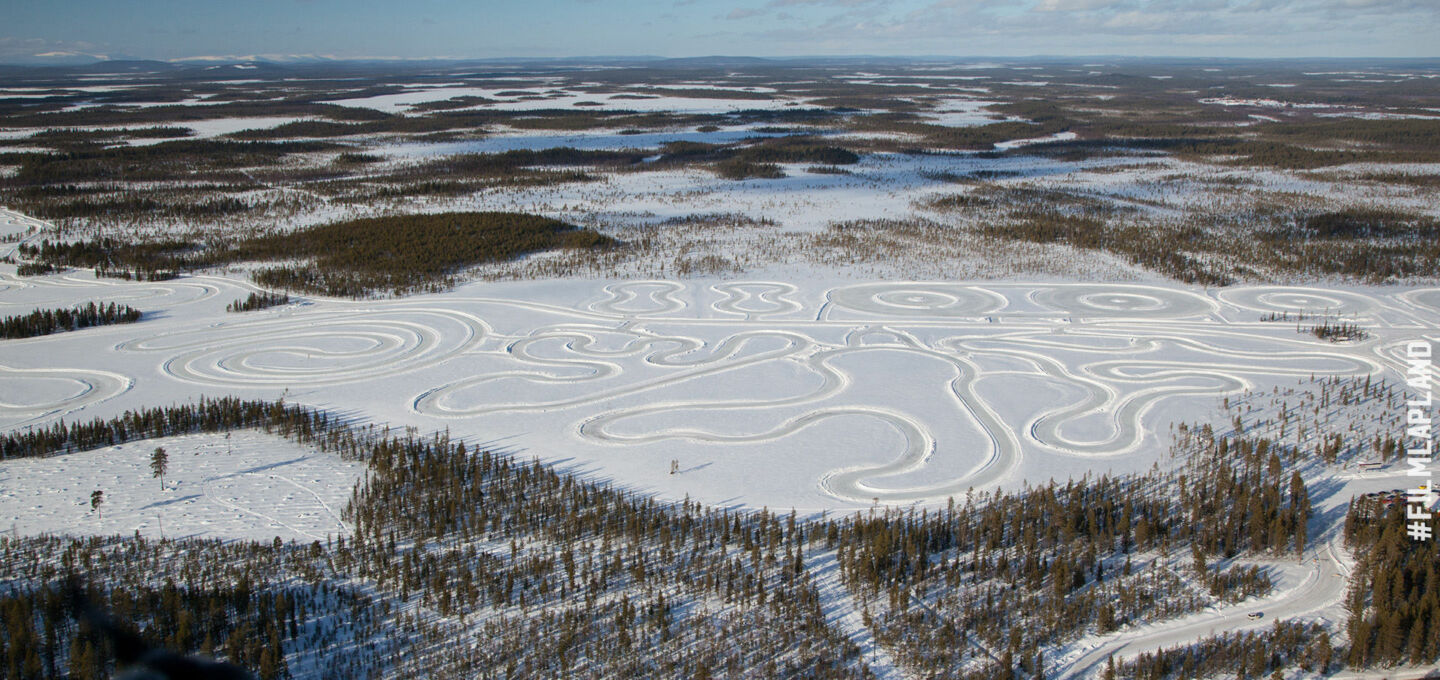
[1056,537,1351,678]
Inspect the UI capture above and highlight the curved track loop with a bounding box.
[416,324,1020,503]
[950,330,1382,456]
[1030,284,1217,319]
[6,270,1420,505]
[710,281,803,319]
[1399,288,1440,315]
[569,343,1019,504]
[0,272,223,309]
[1217,286,1382,317]
[0,364,133,422]
[407,281,1412,503]
[415,327,809,416]
[826,282,1007,319]
[589,281,688,317]
[120,307,487,387]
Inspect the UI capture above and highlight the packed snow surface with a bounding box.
[1,242,1434,514]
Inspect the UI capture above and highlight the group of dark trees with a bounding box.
[1344,495,1440,667]
[23,193,253,222]
[1307,319,1368,342]
[243,212,614,296]
[0,302,141,340]
[226,291,290,313]
[14,212,615,297]
[941,181,1440,284]
[18,239,183,282]
[0,397,339,461]
[0,535,404,680]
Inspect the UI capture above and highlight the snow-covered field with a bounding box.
[0,430,362,542]
[2,238,1434,517]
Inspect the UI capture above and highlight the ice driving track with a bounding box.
[403,280,1411,503]
[4,274,1433,505]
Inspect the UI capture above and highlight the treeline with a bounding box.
[1287,207,1440,241]
[344,431,862,677]
[227,291,291,313]
[1175,425,1313,559]
[0,302,141,340]
[978,204,1233,286]
[0,396,344,461]
[227,117,470,140]
[18,239,186,282]
[714,159,785,180]
[1,574,297,680]
[0,535,406,680]
[23,194,254,222]
[1,101,387,130]
[947,183,1440,284]
[21,126,193,146]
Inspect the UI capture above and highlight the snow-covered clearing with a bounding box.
[0,430,362,542]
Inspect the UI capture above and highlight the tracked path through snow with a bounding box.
[119,306,488,387]
[403,281,1421,502]
[0,364,133,424]
[4,266,1435,507]
[1055,536,1352,679]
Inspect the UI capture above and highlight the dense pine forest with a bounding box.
[15,212,615,297]
[1344,496,1440,667]
[0,302,142,340]
[0,388,1434,678]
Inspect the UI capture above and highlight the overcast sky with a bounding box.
[1,0,1435,63]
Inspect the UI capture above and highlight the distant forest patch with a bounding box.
[18,212,615,297]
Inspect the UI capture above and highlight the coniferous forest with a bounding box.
[15,212,615,297]
[0,302,142,340]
